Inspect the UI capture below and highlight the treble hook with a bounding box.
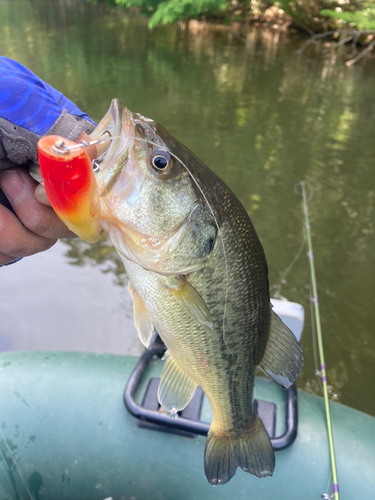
[52,130,113,155]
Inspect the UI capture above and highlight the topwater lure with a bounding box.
[37,135,102,243]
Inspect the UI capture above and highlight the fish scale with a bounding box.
[42,98,303,485]
[120,168,272,448]
[124,258,237,430]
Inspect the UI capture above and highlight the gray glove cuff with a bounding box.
[0,111,96,170]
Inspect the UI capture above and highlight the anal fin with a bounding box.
[259,309,303,388]
[158,351,197,412]
[128,281,154,348]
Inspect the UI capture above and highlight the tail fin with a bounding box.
[204,416,275,486]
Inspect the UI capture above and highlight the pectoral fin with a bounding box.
[165,275,218,340]
[128,281,154,348]
[259,309,303,388]
[158,351,197,411]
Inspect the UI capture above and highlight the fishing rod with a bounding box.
[297,181,340,500]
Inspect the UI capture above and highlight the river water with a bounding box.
[0,0,374,417]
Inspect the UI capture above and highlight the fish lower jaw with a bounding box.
[101,216,208,276]
[108,241,202,277]
[103,224,206,276]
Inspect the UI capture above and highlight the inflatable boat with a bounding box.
[1,299,374,499]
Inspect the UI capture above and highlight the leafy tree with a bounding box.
[321,1,375,30]
[85,0,375,33]
[91,0,227,27]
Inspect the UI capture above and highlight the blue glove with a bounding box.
[0,57,97,267]
[0,56,96,169]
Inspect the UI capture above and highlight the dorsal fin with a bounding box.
[158,351,197,411]
[259,309,303,388]
[128,281,154,348]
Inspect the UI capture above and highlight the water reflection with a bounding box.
[61,237,128,287]
[0,242,141,356]
[0,0,374,416]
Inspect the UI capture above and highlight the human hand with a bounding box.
[0,167,75,265]
[0,56,98,265]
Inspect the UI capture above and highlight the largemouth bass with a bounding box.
[40,99,303,485]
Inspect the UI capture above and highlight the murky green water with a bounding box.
[1,0,374,416]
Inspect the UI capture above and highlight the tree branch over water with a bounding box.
[294,30,375,65]
[83,0,375,65]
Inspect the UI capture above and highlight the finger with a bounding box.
[77,131,97,160]
[0,203,57,258]
[0,251,20,267]
[34,184,51,206]
[0,169,76,239]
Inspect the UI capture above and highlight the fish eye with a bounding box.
[150,150,174,174]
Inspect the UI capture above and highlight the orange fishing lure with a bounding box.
[37,135,102,243]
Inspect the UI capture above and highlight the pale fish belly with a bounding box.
[122,257,256,433]
[121,258,285,485]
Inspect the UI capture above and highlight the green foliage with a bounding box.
[100,0,226,27]
[275,1,341,32]
[320,2,375,30]
[84,0,375,33]
[148,0,227,27]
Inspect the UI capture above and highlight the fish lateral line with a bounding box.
[62,129,230,350]
[112,134,230,348]
[59,101,291,487]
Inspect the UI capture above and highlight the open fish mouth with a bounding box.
[90,99,133,172]
[89,98,136,198]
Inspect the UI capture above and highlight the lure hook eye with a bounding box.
[150,150,174,175]
[92,158,101,173]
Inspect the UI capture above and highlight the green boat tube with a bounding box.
[1,348,375,500]
[1,300,374,499]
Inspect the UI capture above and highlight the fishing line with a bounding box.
[272,236,306,300]
[290,182,321,385]
[295,180,340,500]
[0,428,34,500]
[272,182,315,300]
[131,136,232,355]
[66,134,232,354]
